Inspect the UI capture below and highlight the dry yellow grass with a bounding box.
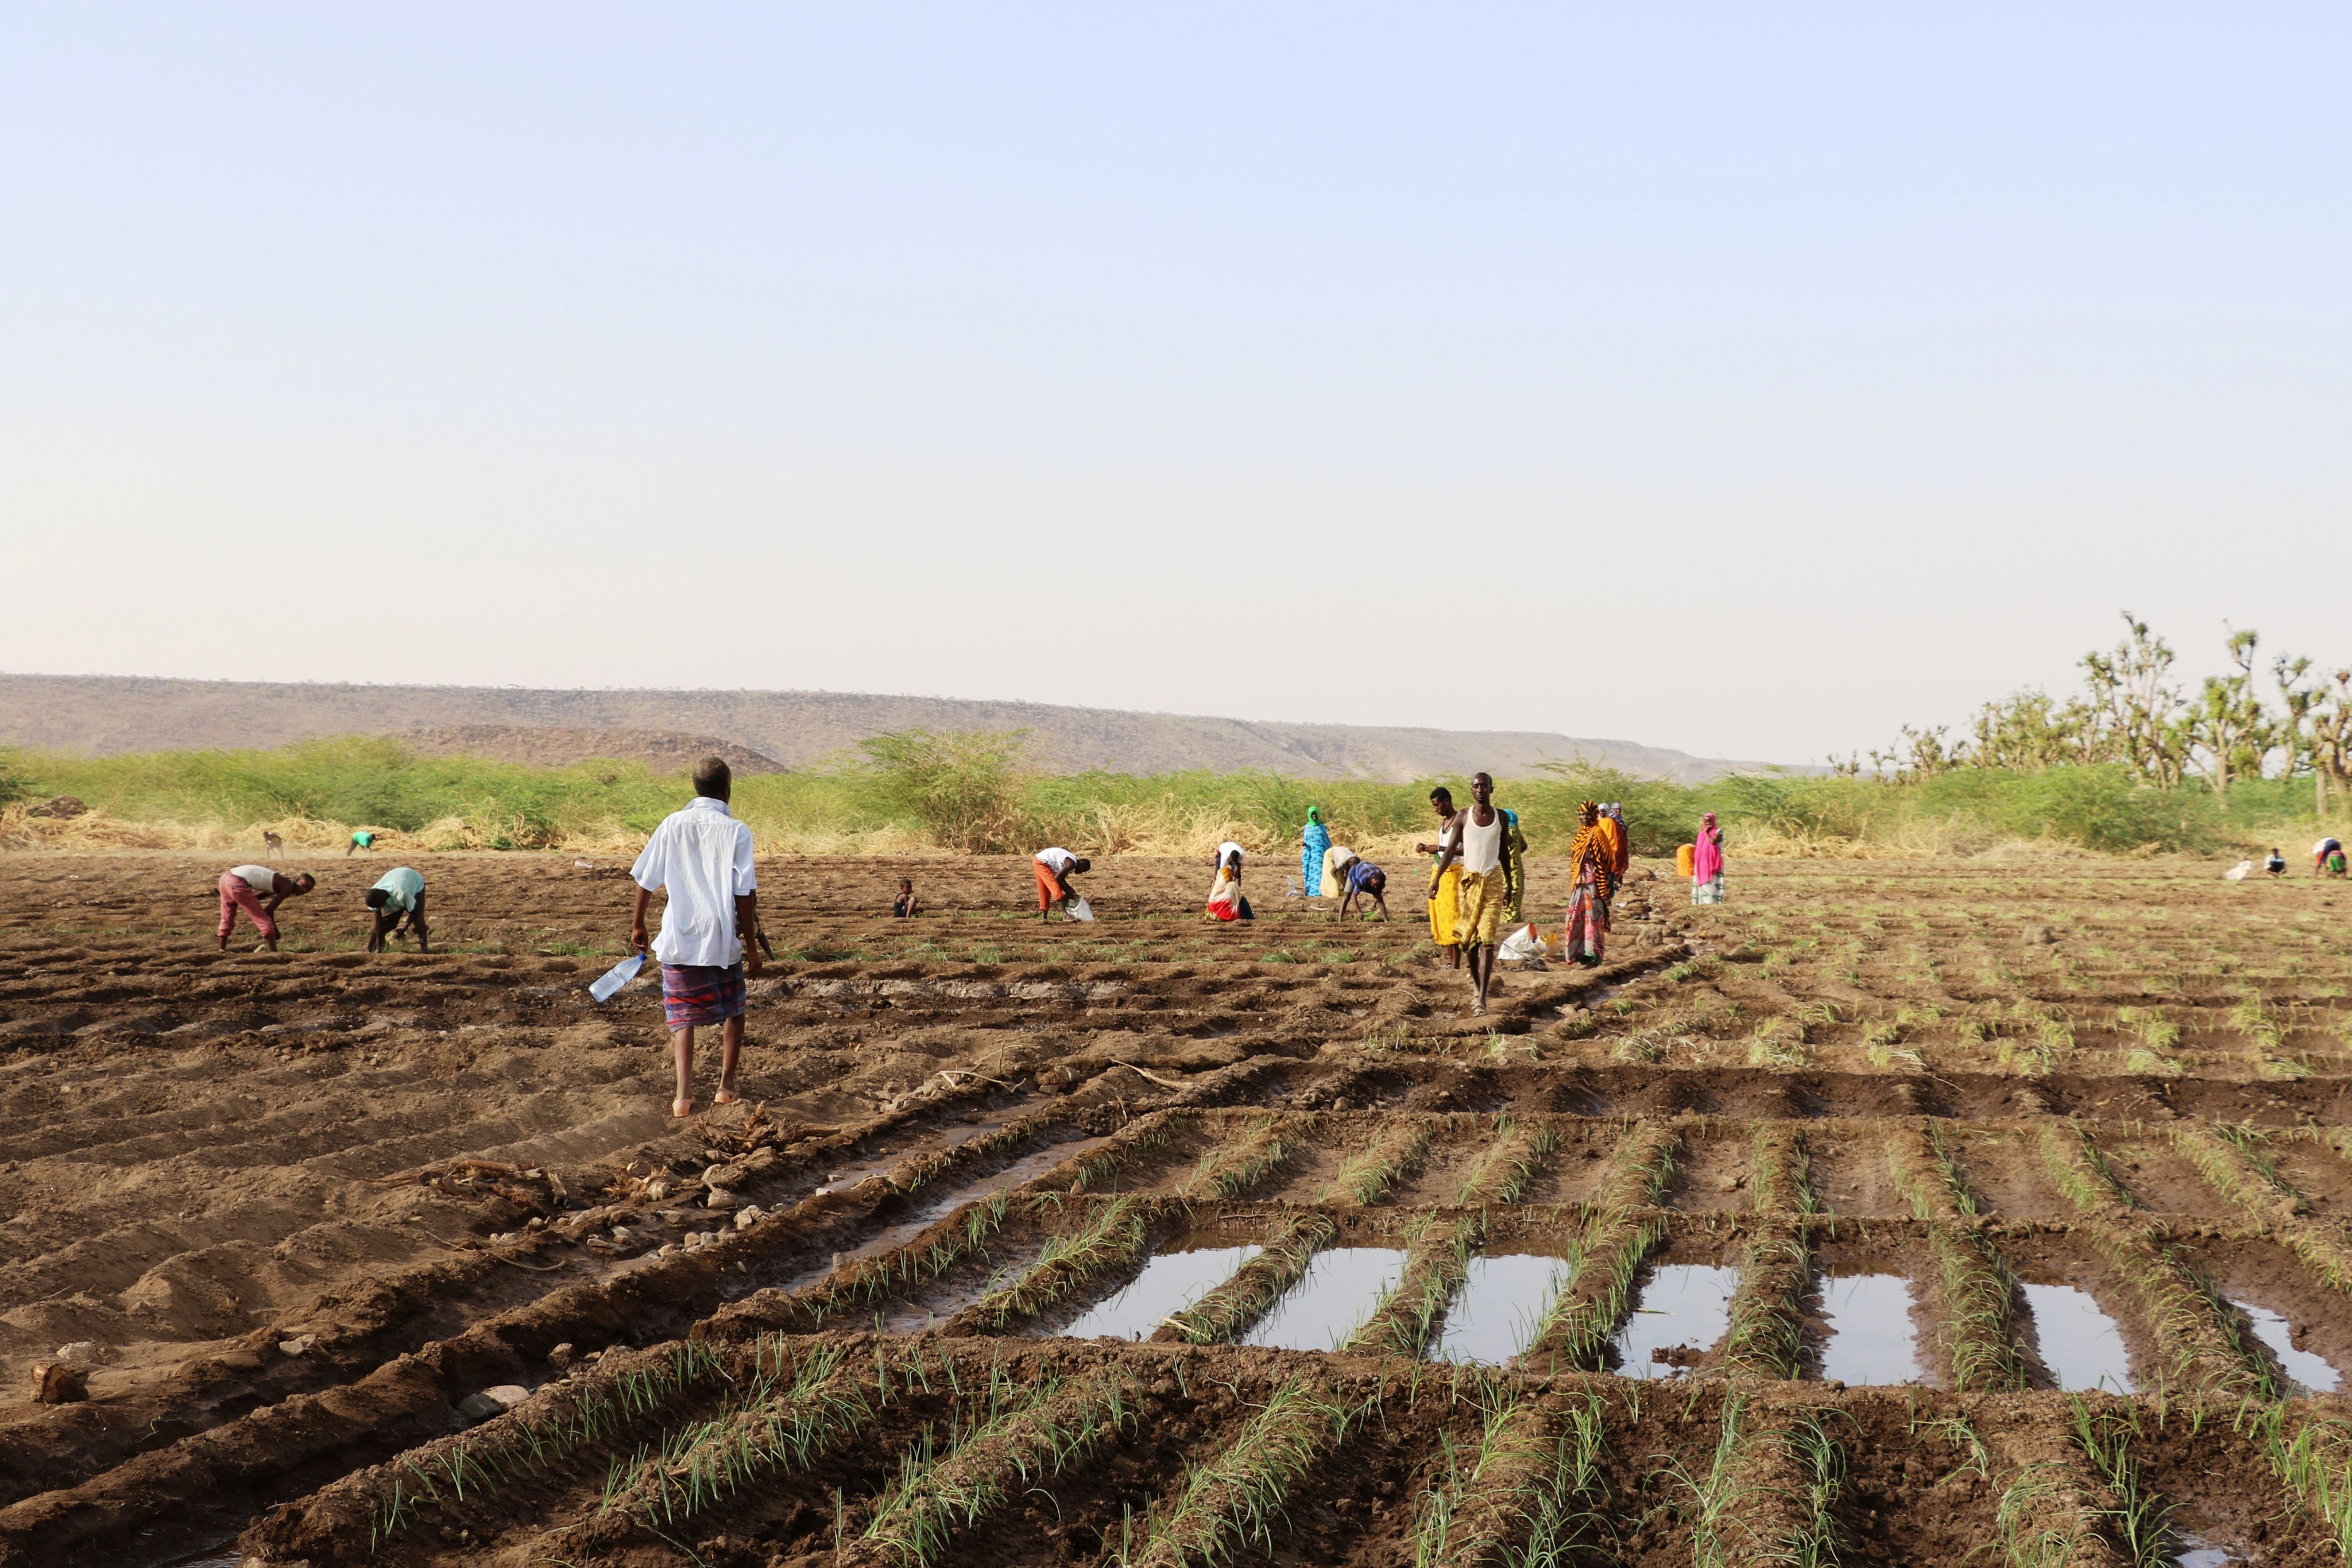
[0,802,2154,865]
[0,804,950,859]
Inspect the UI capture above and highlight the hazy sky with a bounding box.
[5,6,2347,765]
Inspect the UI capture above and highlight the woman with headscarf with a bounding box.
[1562,801,1618,967]
[1692,812,1726,905]
[1206,842,1253,921]
[1301,807,1331,900]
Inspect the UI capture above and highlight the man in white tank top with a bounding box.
[1431,772,1511,1015]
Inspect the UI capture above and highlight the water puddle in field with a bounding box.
[1243,1248,1411,1352]
[1610,1264,1739,1379]
[1059,1244,1263,1341]
[1432,1253,1576,1365]
[2022,1284,2135,1392]
[2228,1298,2342,1392]
[2171,1530,2242,1567]
[1817,1274,1924,1385]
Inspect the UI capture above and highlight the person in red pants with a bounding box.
[217,864,315,951]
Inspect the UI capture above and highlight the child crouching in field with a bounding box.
[631,757,764,1118]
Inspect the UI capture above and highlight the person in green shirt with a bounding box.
[347,830,376,857]
[365,866,430,953]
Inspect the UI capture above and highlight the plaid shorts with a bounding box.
[660,963,746,1028]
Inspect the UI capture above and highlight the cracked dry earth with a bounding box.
[5,853,2352,1567]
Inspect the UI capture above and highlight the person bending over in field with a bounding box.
[347,830,376,857]
[217,864,314,951]
[365,866,430,953]
[631,756,764,1118]
[1415,787,1464,970]
[1330,848,1390,922]
[1033,846,1090,919]
[892,878,921,918]
[1432,772,1511,1015]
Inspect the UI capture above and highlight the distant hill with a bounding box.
[394,725,787,775]
[0,673,1793,783]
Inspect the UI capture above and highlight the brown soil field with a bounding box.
[2,851,2350,1566]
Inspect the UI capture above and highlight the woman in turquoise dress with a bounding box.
[1300,807,1331,899]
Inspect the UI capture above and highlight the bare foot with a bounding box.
[671,1098,693,1118]
[714,1090,740,1106]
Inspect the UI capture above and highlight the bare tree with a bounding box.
[2080,611,2189,787]
[2310,668,2352,815]
[2185,628,2270,795]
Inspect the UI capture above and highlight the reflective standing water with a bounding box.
[1432,1253,1576,1365]
[2172,1530,2241,1566]
[1061,1245,1262,1341]
[1243,1248,1411,1351]
[2227,1299,2342,1393]
[1817,1274,1925,1385]
[2021,1283,2135,1392]
[1609,1264,1739,1380]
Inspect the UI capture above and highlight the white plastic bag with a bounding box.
[2223,861,2253,881]
[1498,923,1548,967]
[1063,896,1096,923]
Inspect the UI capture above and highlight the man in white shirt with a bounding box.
[630,757,764,1118]
[1430,772,1509,1016]
[1032,847,1090,920]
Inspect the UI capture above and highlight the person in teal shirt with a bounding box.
[365,866,430,953]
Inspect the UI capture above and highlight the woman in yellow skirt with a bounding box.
[1415,785,1464,969]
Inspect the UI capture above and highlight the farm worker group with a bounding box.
[203,755,1755,1119]
[216,862,432,953]
[1020,781,1726,1015]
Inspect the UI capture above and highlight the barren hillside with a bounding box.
[0,673,1787,781]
